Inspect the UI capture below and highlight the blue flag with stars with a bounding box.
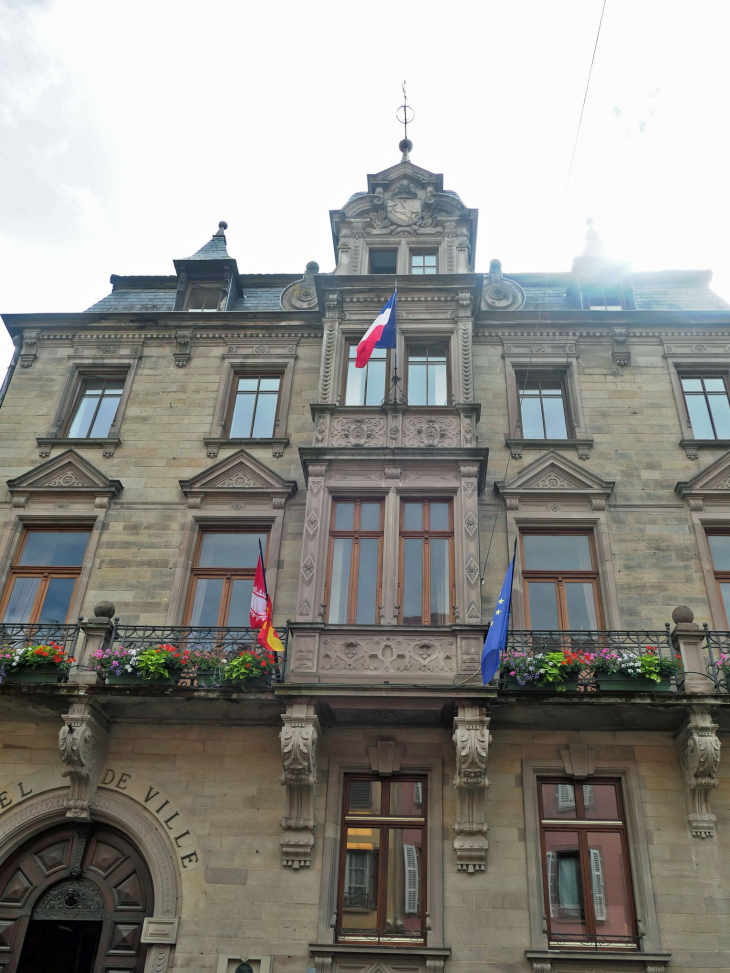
[481,553,516,685]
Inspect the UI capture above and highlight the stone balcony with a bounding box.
[309,403,480,449]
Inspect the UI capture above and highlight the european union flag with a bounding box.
[481,553,516,685]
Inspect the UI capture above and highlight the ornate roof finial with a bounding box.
[396,80,414,161]
[582,217,604,257]
[215,221,228,238]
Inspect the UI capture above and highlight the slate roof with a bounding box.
[185,232,231,261]
[84,277,287,313]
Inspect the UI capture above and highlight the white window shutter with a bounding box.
[403,843,419,915]
[545,851,557,918]
[558,784,576,810]
[589,847,607,921]
[583,784,594,810]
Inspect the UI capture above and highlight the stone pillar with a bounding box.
[280,700,320,869]
[69,601,115,685]
[675,705,721,838]
[452,703,490,872]
[671,605,710,693]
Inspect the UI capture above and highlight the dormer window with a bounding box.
[369,250,398,275]
[579,284,631,310]
[185,284,221,311]
[411,251,437,275]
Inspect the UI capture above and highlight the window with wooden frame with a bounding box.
[406,344,449,406]
[517,373,571,439]
[410,251,437,275]
[185,283,221,311]
[325,501,383,625]
[521,531,603,630]
[343,342,388,406]
[369,250,398,275]
[679,375,730,440]
[337,775,427,944]
[706,531,730,626]
[64,375,125,439]
[226,374,282,439]
[0,528,92,625]
[400,500,454,625]
[538,778,638,950]
[185,528,269,627]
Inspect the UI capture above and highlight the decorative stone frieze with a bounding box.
[452,704,490,873]
[58,700,110,821]
[675,706,721,838]
[310,405,480,448]
[280,701,320,869]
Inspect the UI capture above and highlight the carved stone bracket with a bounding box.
[611,326,630,366]
[368,737,404,775]
[58,701,110,821]
[675,706,721,838]
[174,330,192,367]
[19,330,40,368]
[452,704,490,872]
[559,743,596,778]
[280,701,320,869]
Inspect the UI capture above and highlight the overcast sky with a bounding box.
[1,0,728,370]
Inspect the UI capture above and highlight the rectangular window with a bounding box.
[521,532,603,630]
[580,285,623,310]
[410,251,437,275]
[539,778,638,949]
[65,378,125,439]
[707,531,730,626]
[680,376,730,440]
[338,776,426,943]
[0,528,92,625]
[344,344,387,406]
[369,251,398,275]
[186,284,220,311]
[185,529,269,627]
[518,377,570,439]
[227,375,281,438]
[400,501,454,625]
[325,501,383,624]
[407,344,448,406]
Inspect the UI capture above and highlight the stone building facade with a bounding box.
[0,147,728,973]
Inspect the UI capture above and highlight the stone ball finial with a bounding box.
[489,258,503,278]
[672,605,694,624]
[399,137,413,161]
[94,601,116,619]
[218,221,228,231]
[305,261,319,274]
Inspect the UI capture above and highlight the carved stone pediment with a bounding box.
[676,450,730,509]
[496,450,614,508]
[7,449,123,507]
[179,448,297,506]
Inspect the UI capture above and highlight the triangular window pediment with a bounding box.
[676,450,730,501]
[498,450,614,499]
[6,450,122,502]
[179,448,297,500]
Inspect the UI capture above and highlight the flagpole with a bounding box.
[258,538,269,599]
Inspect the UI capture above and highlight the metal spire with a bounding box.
[396,80,414,161]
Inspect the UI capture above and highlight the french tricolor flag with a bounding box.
[356,292,397,368]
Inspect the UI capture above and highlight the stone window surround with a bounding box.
[505,509,621,631]
[37,357,140,458]
[164,507,286,626]
[521,755,667,967]
[313,741,446,950]
[204,343,297,458]
[503,351,593,460]
[0,510,107,628]
[688,510,730,630]
[665,355,730,458]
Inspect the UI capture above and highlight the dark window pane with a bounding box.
[387,828,422,930]
[430,538,450,625]
[189,578,224,626]
[334,503,355,530]
[429,503,449,531]
[402,539,423,624]
[544,833,586,936]
[20,531,90,567]
[523,535,593,571]
[229,392,256,437]
[541,782,577,819]
[355,539,379,624]
[527,581,559,629]
[227,579,255,627]
[328,538,352,624]
[251,392,278,437]
[390,781,424,816]
[565,582,598,629]
[2,576,41,623]
[348,780,381,815]
[38,578,76,624]
[360,504,381,531]
[344,828,380,922]
[403,504,422,531]
[370,251,397,274]
[198,533,266,568]
[583,783,620,820]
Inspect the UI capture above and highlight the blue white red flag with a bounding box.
[481,553,516,685]
[356,292,397,368]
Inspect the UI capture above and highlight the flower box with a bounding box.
[502,675,581,691]
[105,673,143,685]
[597,675,673,692]
[6,664,65,684]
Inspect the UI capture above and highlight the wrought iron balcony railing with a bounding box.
[109,624,289,685]
[701,626,730,691]
[335,927,425,946]
[0,622,82,658]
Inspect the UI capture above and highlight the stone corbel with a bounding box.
[58,700,110,821]
[19,330,40,369]
[675,706,721,838]
[280,701,320,869]
[174,330,192,367]
[452,703,490,872]
[611,327,630,366]
[368,737,404,775]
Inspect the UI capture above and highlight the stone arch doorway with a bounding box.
[0,823,154,973]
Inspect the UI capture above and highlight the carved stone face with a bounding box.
[386,196,423,226]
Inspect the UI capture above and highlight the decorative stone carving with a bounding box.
[497,450,614,507]
[58,701,110,820]
[7,449,123,507]
[465,555,479,587]
[675,707,721,838]
[19,330,40,368]
[403,416,459,447]
[174,330,192,367]
[320,636,456,674]
[611,326,630,366]
[179,448,296,504]
[464,512,478,537]
[481,258,525,311]
[452,704,490,872]
[280,701,320,869]
[331,416,387,448]
[368,737,404,775]
[559,743,596,778]
[34,878,105,919]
